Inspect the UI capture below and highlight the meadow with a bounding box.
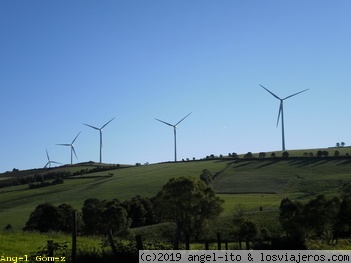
[0,148,351,255]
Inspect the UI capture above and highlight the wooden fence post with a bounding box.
[245,240,250,250]
[225,241,228,250]
[136,235,144,250]
[217,233,221,250]
[185,234,190,250]
[205,241,209,250]
[71,210,77,263]
[108,229,118,257]
[47,240,54,257]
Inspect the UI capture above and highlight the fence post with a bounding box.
[185,234,190,250]
[108,229,118,257]
[245,240,250,250]
[47,240,54,257]
[217,233,221,250]
[225,241,228,250]
[136,235,144,250]
[71,210,77,263]
[205,241,209,250]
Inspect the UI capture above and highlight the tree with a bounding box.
[155,176,223,249]
[341,142,345,147]
[282,151,289,158]
[279,198,305,239]
[82,198,104,235]
[122,195,156,228]
[303,195,340,241]
[199,169,212,185]
[57,203,76,233]
[259,152,266,158]
[244,152,253,158]
[24,203,61,232]
[337,195,351,237]
[82,198,130,235]
[100,199,129,235]
[238,219,259,242]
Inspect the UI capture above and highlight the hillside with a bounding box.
[1,154,351,231]
[0,160,231,230]
[212,157,351,197]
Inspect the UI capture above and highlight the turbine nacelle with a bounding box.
[155,112,192,162]
[44,149,62,168]
[260,84,308,151]
[83,117,115,163]
[56,131,81,165]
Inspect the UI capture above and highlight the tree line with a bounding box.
[0,165,123,189]
[22,176,351,249]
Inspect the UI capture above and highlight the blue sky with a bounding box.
[1,1,350,172]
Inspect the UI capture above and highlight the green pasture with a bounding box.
[0,156,350,233]
[0,160,232,230]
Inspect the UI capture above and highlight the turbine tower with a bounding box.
[155,112,192,162]
[44,149,61,168]
[83,117,115,163]
[56,132,81,165]
[260,84,308,151]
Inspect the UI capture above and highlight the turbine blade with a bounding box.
[51,161,62,164]
[260,84,281,100]
[84,123,100,130]
[175,112,192,126]
[44,162,49,168]
[276,102,283,127]
[56,144,71,146]
[101,117,115,129]
[46,149,50,161]
[155,118,174,127]
[72,146,78,159]
[283,89,309,100]
[72,131,81,144]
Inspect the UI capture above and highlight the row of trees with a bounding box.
[24,195,156,234]
[279,194,351,244]
[0,165,124,189]
[24,177,224,249]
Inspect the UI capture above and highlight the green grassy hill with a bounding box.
[1,153,351,231]
[0,160,231,230]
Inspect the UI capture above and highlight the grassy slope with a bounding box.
[0,160,230,230]
[1,155,351,232]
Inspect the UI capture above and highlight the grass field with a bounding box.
[0,160,232,230]
[1,154,351,233]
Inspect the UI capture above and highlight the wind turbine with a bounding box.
[83,117,115,163]
[56,132,81,165]
[260,84,308,151]
[155,112,192,162]
[44,149,61,168]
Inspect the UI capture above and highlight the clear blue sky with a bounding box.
[1,1,350,172]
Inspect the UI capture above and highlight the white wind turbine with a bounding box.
[83,117,115,163]
[155,112,192,162]
[56,132,81,165]
[44,149,61,168]
[260,84,308,151]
